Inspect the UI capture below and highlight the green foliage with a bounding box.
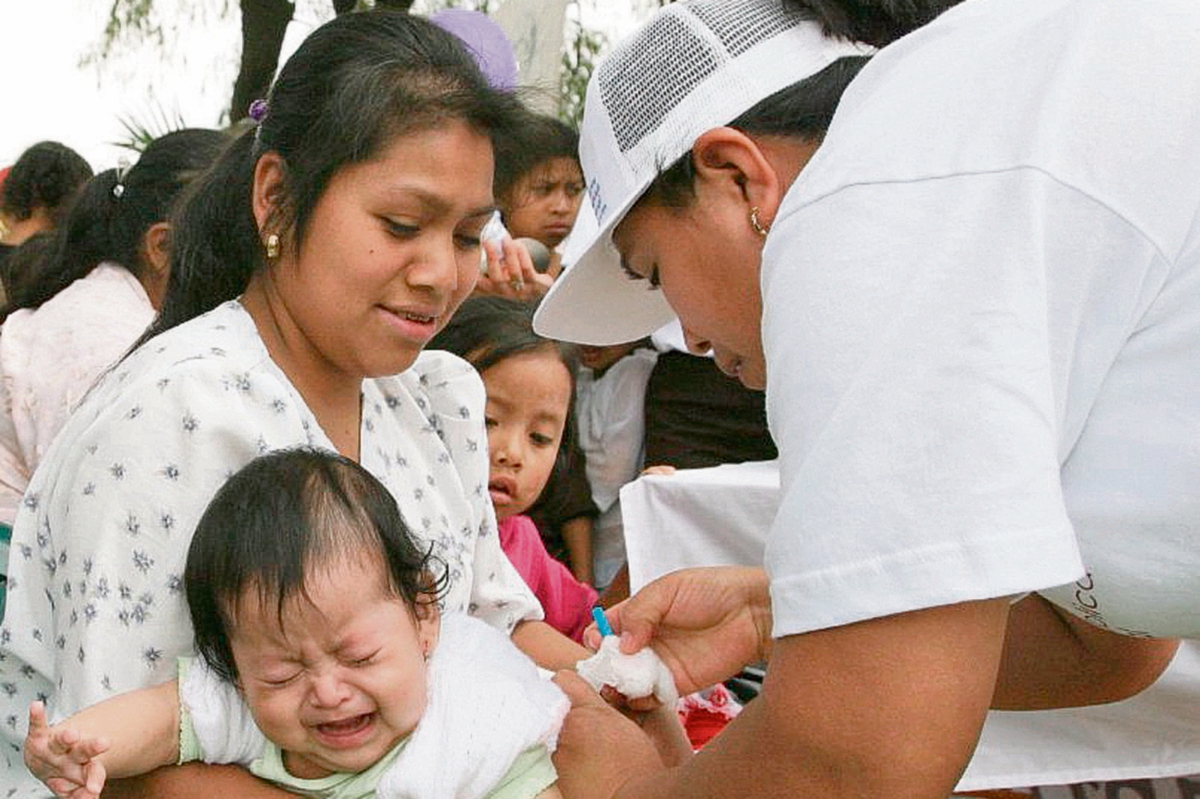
[111,103,189,154]
[87,0,235,65]
[559,3,606,128]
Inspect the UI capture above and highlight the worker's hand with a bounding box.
[551,671,665,799]
[585,566,772,697]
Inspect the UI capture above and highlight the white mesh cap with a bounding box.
[534,0,871,345]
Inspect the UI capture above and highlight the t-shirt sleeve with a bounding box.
[484,746,558,799]
[762,171,1087,636]
[177,656,266,766]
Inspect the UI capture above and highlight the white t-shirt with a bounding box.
[0,301,541,793]
[762,0,1200,639]
[576,347,659,587]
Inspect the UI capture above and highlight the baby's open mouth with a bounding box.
[316,713,372,737]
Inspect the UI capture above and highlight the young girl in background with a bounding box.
[24,448,567,799]
[431,297,598,642]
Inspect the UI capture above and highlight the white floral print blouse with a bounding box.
[0,301,540,793]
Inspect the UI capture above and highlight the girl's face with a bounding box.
[248,119,496,387]
[230,556,439,780]
[502,157,585,248]
[480,347,573,520]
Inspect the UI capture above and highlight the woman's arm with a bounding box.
[555,577,1011,799]
[559,515,595,586]
[103,763,303,799]
[992,592,1180,709]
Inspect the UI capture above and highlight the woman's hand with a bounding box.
[587,566,772,698]
[476,237,553,300]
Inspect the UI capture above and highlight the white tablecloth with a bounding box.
[620,461,1200,791]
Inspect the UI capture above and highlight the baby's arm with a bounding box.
[534,786,564,799]
[24,680,180,798]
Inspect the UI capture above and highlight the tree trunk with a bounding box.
[230,0,296,123]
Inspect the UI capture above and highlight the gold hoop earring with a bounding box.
[265,233,280,259]
[749,207,770,238]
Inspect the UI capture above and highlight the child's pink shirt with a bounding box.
[497,514,598,643]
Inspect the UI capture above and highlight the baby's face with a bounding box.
[228,557,438,779]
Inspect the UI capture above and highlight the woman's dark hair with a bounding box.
[0,141,93,224]
[494,111,580,208]
[151,10,523,341]
[643,55,872,209]
[430,296,583,511]
[0,129,227,322]
[783,0,962,47]
[186,447,449,683]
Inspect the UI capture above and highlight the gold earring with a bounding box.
[749,207,770,238]
[265,233,280,259]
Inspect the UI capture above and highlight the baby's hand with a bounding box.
[24,701,110,799]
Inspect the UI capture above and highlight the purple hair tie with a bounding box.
[248,99,269,123]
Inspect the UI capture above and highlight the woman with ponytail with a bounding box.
[0,129,226,621]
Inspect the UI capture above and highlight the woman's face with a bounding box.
[613,195,768,389]
[251,120,496,385]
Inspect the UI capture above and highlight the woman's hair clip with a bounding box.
[248,98,269,142]
[248,98,269,124]
[112,156,132,199]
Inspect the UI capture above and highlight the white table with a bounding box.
[619,461,1200,792]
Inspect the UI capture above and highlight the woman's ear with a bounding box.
[251,151,288,237]
[139,221,173,310]
[690,127,784,219]
[691,128,819,233]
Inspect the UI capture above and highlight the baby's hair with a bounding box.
[185,447,448,683]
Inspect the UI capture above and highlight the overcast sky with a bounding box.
[1,0,648,169]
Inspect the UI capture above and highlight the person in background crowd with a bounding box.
[431,297,599,642]
[0,141,92,275]
[0,128,227,620]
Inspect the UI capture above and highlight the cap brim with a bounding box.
[533,190,676,345]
